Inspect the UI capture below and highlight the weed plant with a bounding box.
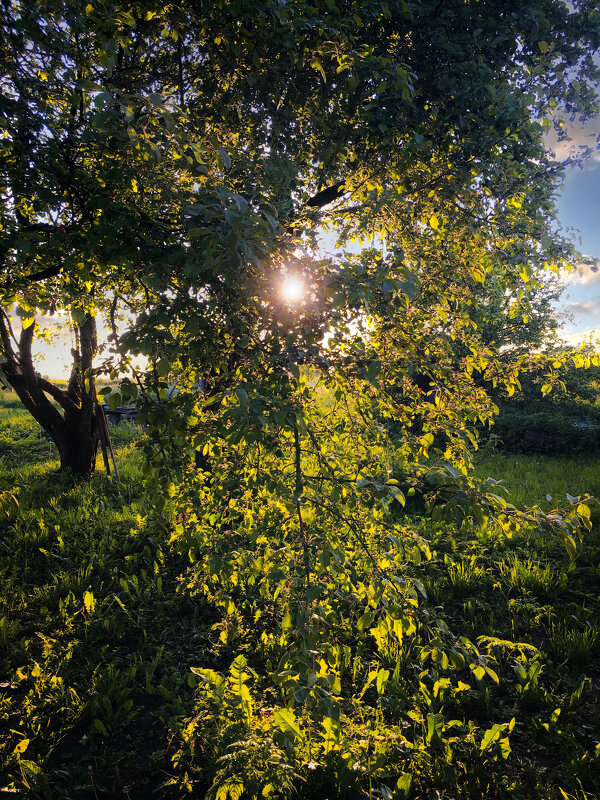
[0,393,599,799]
[548,617,599,667]
[497,555,566,599]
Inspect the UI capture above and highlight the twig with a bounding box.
[293,420,311,585]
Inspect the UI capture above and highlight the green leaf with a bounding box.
[19,759,42,782]
[93,719,108,735]
[321,716,341,754]
[156,359,170,378]
[357,609,376,632]
[366,359,381,383]
[105,392,121,411]
[216,777,244,800]
[218,148,232,169]
[235,385,248,406]
[387,484,406,505]
[395,774,413,800]
[399,276,419,299]
[480,722,503,750]
[71,308,87,326]
[13,738,30,756]
[376,668,390,694]
[274,708,301,738]
[426,712,443,745]
[310,58,326,81]
[83,591,95,613]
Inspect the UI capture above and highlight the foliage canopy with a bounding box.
[1,0,599,462]
[2,2,597,416]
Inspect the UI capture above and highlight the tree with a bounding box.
[469,267,566,358]
[0,0,598,483]
[0,0,167,472]
[3,2,600,794]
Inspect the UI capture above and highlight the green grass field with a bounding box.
[474,452,600,512]
[0,392,599,799]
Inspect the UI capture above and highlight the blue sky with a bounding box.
[548,106,600,344]
[555,158,600,341]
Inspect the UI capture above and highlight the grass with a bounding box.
[0,393,208,798]
[548,618,600,667]
[0,392,599,799]
[497,554,566,599]
[474,452,600,510]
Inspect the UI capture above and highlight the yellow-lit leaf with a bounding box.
[83,591,95,613]
[13,738,30,756]
[274,708,301,738]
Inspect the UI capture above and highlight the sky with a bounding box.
[555,163,600,343]
[550,113,600,344]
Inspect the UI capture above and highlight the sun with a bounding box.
[281,275,304,302]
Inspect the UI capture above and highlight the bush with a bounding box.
[490,403,600,455]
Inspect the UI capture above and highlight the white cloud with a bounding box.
[560,327,600,346]
[564,299,600,319]
[560,259,600,285]
[546,121,600,164]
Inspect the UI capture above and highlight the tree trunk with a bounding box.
[0,309,101,478]
[54,401,99,474]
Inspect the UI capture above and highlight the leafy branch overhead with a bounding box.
[1,0,598,476]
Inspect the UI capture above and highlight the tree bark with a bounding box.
[0,309,100,477]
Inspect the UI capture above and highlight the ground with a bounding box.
[0,392,599,799]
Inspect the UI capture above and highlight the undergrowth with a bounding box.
[0,393,599,799]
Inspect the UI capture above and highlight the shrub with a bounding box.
[489,403,600,455]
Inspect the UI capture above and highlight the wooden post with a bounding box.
[96,404,111,475]
[96,402,120,482]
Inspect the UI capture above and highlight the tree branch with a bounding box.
[305,181,347,208]
[23,262,64,283]
[0,309,18,367]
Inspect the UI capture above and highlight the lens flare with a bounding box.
[281,276,304,301]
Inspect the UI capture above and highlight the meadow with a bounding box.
[0,391,599,799]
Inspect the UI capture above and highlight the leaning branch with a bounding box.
[3,262,64,289]
[22,262,64,283]
[37,377,75,412]
[305,180,347,209]
[0,309,18,367]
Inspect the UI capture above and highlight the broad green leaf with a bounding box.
[83,591,95,613]
[105,392,121,411]
[321,716,341,754]
[274,707,301,738]
[156,359,170,378]
[13,738,29,756]
[376,667,390,694]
